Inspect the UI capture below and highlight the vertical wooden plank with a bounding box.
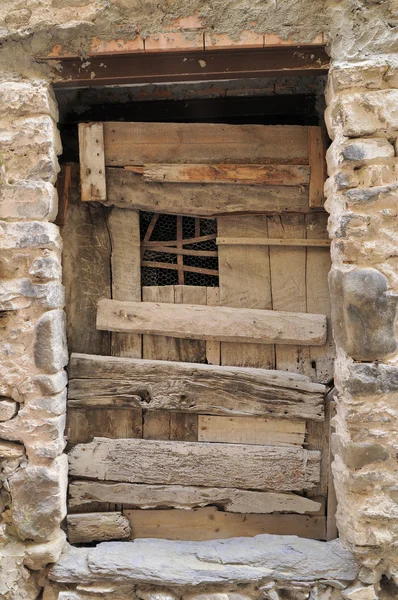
[218,215,274,369]
[67,408,143,446]
[268,214,311,375]
[61,163,111,356]
[206,287,221,365]
[142,286,179,361]
[78,122,106,202]
[170,413,198,442]
[143,410,171,440]
[142,285,178,441]
[305,212,334,384]
[108,208,142,359]
[306,395,330,498]
[308,126,327,208]
[175,285,207,363]
[176,216,184,285]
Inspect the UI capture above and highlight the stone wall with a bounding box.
[0,1,398,599]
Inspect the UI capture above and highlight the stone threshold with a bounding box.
[49,535,358,587]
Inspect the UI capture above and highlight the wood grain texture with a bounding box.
[69,438,321,491]
[107,207,142,359]
[79,123,106,202]
[67,512,131,543]
[305,212,334,384]
[69,481,322,514]
[61,164,111,356]
[67,407,142,446]
[129,163,310,186]
[105,168,310,215]
[69,353,326,421]
[206,287,221,366]
[103,122,309,166]
[268,214,311,375]
[198,415,306,446]
[96,299,327,346]
[123,506,326,540]
[308,126,327,208]
[218,215,274,370]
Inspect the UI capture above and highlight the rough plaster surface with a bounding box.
[1,1,398,600]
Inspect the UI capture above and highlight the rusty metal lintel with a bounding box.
[43,46,329,88]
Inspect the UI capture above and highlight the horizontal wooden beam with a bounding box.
[123,506,326,541]
[68,480,322,514]
[105,167,312,215]
[96,299,327,346]
[45,47,329,88]
[126,163,310,186]
[141,261,218,277]
[69,437,321,491]
[68,353,326,421]
[216,237,331,247]
[103,122,309,166]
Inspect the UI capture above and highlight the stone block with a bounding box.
[0,221,61,251]
[0,82,58,119]
[0,115,61,183]
[357,164,396,187]
[24,529,67,570]
[49,536,358,585]
[344,442,390,469]
[0,181,58,220]
[0,440,25,458]
[9,454,68,542]
[29,253,61,280]
[27,389,67,416]
[329,268,397,360]
[21,370,68,396]
[342,585,377,600]
[328,90,398,136]
[0,398,18,421]
[344,363,398,396]
[34,309,68,373]
[0,279,65,310]
[341,138,394,163]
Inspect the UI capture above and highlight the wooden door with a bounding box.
[61,121,336,544]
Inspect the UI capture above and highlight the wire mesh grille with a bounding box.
[140,211,219,287]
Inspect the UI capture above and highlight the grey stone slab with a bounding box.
[50,537,358,586]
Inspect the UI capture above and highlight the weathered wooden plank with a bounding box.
[108,207,142,359]
[129,163,310,186]
[206,287,221,366]
[69,481,322,514]
[169,413,198,442]
[198,415,305,446]
[308,126,327,208]
[61,164,111,356]
[79,123,106,202]
[142,286,179,361]
[143,410,170,440]
[105,168,310,216]
[306,395,331,498]
[326,398,338,540]
[218,215,274,370]
[69,353,326,421]
[305,212,334,384]
[268,214,311,374]
[69,438,320,491]
[217,237,330,247]
[175,285,207,364]
[96,300,327,346]
[103,123,309,166]
[123,507,326,541]
[67,407,143,446]
[67,512,131,543]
